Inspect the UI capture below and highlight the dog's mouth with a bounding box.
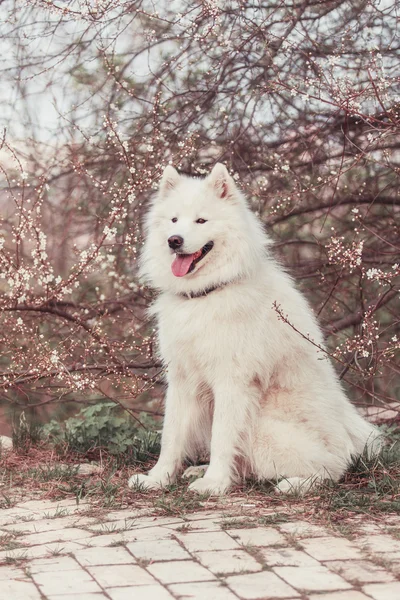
[171,242,214,277]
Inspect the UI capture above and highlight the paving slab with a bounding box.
[278,520,330,537]
[274,564,351,591]
[119,525,174,542]
[107,586,174,600]
[46,595,107,600]
[169,581,238,599]
[0,579,42,600]
[195,548,263,574]
[300,536,363,560]
[0,540,85,561]
[0,565,30,580]
[74,546,137,566]
[175,530,241,552]
[126,538,191,561]
[32,568,102,595]
[147,559,217,584]
[226,570,300,598]
[227,525,286,547]
[87,564,156,587]
[1,497,400,600]
[260,547,320,567]
[20,526,94,545]
[167,517,223,531]
[326,559,395,584]
[363,581,400,599]
[357,534,400,554]
[308,593,371,600]
[28,556,81,573]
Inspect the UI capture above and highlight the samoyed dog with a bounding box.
[129,163,379,495]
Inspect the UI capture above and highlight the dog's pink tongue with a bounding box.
[171,254,195,277]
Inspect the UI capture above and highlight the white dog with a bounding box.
[129,164,379,495]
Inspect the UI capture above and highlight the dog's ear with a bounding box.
[159,165,180,197]
[208,163,235,200]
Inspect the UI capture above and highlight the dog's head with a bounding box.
[140,163,268,294]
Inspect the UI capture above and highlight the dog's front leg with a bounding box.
[129,378,198,490]
[188,378,254,495]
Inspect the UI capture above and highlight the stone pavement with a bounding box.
[1,499,400,600]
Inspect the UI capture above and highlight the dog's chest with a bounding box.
[155,294,249,368]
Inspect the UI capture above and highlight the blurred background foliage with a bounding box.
[0,0,398,437]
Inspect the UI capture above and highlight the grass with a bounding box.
[318,437,400,516]
[175,523,193,533]
[220,517,257,530]
[0,534,25,552]
[0,493,13,509]
[108,540,128,547]
[257,514,290,526]
[238,542,267,564]
[93,518,136,533]
[283,532,303,550]
[4,552,28,565]
[368,554,394,569]
[12,412,42,452]
[0,422,399,524]
[48,545,66,556]
[136,557,152,568]
[331,523,356,538]
[0,443,140,507]
[27,464,80,482]
[43,507,70,519]
[153,484,211,516]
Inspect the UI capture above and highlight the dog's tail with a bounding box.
[348,413,383,460]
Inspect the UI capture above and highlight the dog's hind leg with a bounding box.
[274,475,324,495]
[182,465,209,479]
[249,417,348,495]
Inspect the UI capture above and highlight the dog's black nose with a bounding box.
[168,235,184,250]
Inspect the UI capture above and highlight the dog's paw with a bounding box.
[188,476,230,496]
[128,473,163,491]
[182,465,208,480]
[274,476,318,495]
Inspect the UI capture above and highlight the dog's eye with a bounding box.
[196,218,207,224]
[171,217,178,223]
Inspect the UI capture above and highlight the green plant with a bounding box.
[4,551,28,565]
[42,402,161,463]
[0,535,25,552]
[48,545,66,556]
[12,411,42,451]
[153,484,210,516]
[175,523,193,533]
[257,514,290,526]
[220,518,257,530]
[27,464,79,482]
[43,507,69,519]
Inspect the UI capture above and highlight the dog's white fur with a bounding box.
[129,164,379,495]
